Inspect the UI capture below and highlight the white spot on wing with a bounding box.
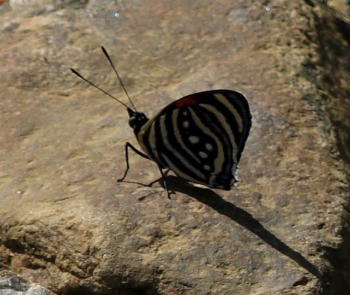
[199,151,208,158]
[205,143,213,151]
[172,109,201,163]
[189,136,199,144]
[159,116,205,180]
[203,165,211,171]
[188,108,225,185]
[183,121,190,128]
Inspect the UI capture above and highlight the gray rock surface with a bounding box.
[0,272,55,295]
[0,0,349,294]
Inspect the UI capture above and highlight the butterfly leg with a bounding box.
[118,143,174,198]
[156,164,174,199]
[146,169,170,187]
[118,142,150,182]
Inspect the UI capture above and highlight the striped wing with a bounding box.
[137,90,251,190]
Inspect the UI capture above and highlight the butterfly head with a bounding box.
[127,108,149,131]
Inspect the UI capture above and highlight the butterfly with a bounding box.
[71,47,252,197]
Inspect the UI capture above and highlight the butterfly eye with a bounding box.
[128,116,137,128]
[129,113,148,129]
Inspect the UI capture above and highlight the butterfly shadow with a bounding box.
[162,175,323,280]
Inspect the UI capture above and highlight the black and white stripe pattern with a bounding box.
[136,90,251,190]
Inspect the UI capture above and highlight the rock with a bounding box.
[9,0,86,13]
[0,0,349,294]
[0,271,56,295]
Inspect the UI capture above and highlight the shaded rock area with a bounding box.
[0,0,349,294]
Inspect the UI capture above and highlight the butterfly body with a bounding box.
[128,89,251,190]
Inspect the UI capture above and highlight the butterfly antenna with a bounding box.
[70,68,130,109]
[101,46,138,112]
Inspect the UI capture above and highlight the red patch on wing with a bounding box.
[175,96,199,108]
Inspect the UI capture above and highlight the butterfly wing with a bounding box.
[137,90,251,189]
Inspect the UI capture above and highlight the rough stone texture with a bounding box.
[0,0,349,294]
[0,271,56,295]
